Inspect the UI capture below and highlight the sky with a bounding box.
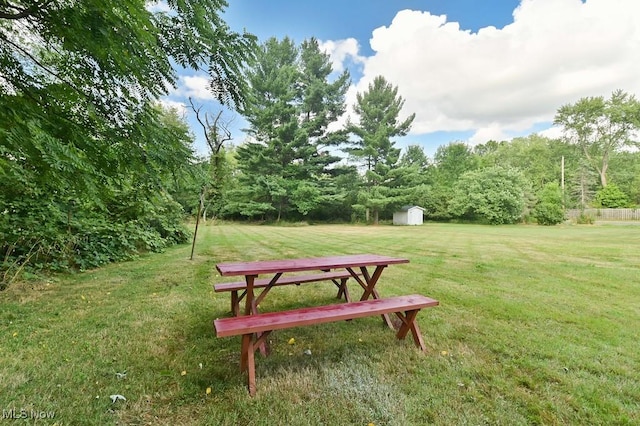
[162,0,640,158]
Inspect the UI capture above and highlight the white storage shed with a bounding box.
[393,205,425,225]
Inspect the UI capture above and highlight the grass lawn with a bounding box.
[1,222,639,425]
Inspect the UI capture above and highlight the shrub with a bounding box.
[533,183,565,225]
[595,184,629,208]
[449,166,528,225]
[576,211,595,224]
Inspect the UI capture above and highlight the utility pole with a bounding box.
[561,156,565,209]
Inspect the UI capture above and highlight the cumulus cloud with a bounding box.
[318,38,366,73]
[350,0,640,142]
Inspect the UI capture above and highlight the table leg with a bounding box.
[240,331,271,396]
[335,277,351,302]
[244,275,256,316]
[242,275,268,356]
[358,265,394,329]
[246,336,256,396]
[394,309,426,351]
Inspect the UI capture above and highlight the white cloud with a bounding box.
[351,0,640,143]
[158,99,187,118]
[538,125,564,140]
[171,74,216,101]
[468,124,511,146]
[318,38,366,73]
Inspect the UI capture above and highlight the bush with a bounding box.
[533,183,565,225]
[576,212,595,224]
[595,184,629,208]
[1,189,190,285]
[449,166,528,225]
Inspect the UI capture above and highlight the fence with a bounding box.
[565,208,640,221]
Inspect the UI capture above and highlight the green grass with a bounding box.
[1,222,639,425]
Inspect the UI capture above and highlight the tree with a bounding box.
[346,75,415,224]
[399,145,430,169]
[569,159,599,209]
[1,0,256,200]
[0,1,256,276]
[233,37,350,221]
[189,98,236,220]
[433,142,479,186]
[421,142,478,221]
[0,0,256,118]
[449,166,528,225]
[1,103,196,276]
[533,182,565,225]
[477,135,575,191]
[554,90,640,188]
[608,151,640,206]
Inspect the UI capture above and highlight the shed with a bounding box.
[393,205,425,226]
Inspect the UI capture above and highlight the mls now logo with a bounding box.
[2,408,56,420]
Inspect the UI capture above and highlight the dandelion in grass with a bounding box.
[288,337,295,345]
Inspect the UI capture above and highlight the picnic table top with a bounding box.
[216,254,409,277]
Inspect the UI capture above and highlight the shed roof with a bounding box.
[398,205,425,212]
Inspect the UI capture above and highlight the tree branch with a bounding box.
[1,33,91,104]
[188,97,233,154]
[0,0,55,20]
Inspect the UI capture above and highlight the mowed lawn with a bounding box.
[1,223,639,425]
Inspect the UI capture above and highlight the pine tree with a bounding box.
[346,76,415,224]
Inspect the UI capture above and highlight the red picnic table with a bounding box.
[215,253,410,326]
[213,254,439,396]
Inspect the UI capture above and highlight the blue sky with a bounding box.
[163,0,640,158]
[223,0,522,55]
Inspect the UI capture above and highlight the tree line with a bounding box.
[2,2,639,281]
[181,37,640,228]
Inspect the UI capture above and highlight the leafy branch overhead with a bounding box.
[0,0,256,123]
[0,0,257,280]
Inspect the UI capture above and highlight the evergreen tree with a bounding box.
[233,37,350,221]
[346,75,415,224]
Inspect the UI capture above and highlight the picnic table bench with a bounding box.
[214,270,359,316]
[214,294,439,396]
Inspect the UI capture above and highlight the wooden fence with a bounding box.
[566,208,640,221]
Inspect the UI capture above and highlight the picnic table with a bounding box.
[215,253,409,326]
[213,254,439,396]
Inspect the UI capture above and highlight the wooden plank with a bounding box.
[214,271,359,293]
[214,295,439,337]
[216,254,409,277]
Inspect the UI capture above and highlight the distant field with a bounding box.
[1,223,639,425]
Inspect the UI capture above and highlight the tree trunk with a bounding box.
[600,161,608,187]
